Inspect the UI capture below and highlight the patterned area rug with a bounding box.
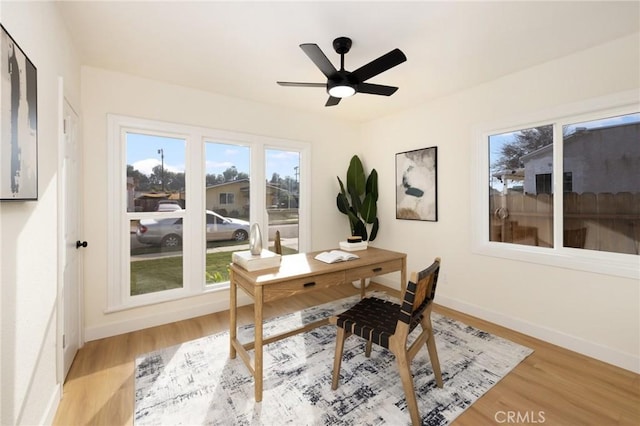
[135,293,532,425]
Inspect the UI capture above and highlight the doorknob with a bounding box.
[76,240,88,249]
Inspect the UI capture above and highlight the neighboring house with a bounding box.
[521,122,640,195]
[206,179,294,215]
[205,179,250,215]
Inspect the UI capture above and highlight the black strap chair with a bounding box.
[330,257,443,426]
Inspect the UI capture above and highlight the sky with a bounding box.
[126,133,300,180]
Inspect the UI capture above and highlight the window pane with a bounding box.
[126,133,186,212]
[205,142,251,285]
[563,113,640,254]
[130,218,183,295]
[127,133,186,296]
[489,125,553,247]
[266,149,300,254]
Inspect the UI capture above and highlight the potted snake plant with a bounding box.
[336,155,379,242]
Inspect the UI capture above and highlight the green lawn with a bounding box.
[130,255,184,295]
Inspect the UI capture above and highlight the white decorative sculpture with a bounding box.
[249,223,263,255]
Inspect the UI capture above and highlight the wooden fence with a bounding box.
[489,192,640,254]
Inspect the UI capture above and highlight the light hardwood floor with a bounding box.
[53,283,640,425]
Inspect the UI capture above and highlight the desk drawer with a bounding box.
[345,259,403,282]
[262,271,345,302]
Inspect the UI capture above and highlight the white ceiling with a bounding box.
[56,1,640,122]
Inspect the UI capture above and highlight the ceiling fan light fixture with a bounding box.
[327,78,356,98]
[328,83,355,98]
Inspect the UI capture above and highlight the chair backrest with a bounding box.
[397,257,441,331]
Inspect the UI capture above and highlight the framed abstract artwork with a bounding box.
[1,24,38,200]
[396,146,437,221]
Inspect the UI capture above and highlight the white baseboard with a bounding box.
[41,383,61,426]
[435,294,640,374]
[85,293,253,342]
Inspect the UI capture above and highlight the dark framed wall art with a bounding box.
[396,146,437,221]
[1,24,37,200]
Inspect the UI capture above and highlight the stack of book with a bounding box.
[338,240,368,251]
[232,249,282,271]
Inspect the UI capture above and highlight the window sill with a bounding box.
[473,242,639,280]
[105,283,231,314]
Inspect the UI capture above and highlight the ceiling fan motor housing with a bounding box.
[333,37,352,55]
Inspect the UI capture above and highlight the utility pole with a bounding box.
[157,148,165,192]
[293,165,300,209]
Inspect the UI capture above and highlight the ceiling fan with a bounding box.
[277,37,407,107]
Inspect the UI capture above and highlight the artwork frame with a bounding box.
[396,146,437,221]
[1,24,38,200]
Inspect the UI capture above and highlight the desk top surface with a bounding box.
[230,246,406,285]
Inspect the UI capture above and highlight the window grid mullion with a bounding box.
[553,122,564,251]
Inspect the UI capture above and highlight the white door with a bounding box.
[62,99,82,377]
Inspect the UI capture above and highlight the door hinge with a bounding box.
[63,118,68,135]
[63,334,66,349]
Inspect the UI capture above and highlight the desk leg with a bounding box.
[254,285,264,402]
[229,269,237,359]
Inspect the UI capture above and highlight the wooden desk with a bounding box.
[229,246,407,401]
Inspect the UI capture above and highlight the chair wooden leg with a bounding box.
[392,341,421,426]
[365,339,372,357]
[332,327,347,390]
[422,317,443,388]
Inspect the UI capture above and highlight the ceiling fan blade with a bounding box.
[357,83,398,96]
[300,43,338,79]
[277,82,326,88]
[325,96,341,107]
[351,48,407,83]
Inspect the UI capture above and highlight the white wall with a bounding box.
[0,2,80,425]
[80,67,360,340]
[363,34,640,372]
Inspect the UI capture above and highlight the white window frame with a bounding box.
[471,90,639,280]
[107,115,311,312]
